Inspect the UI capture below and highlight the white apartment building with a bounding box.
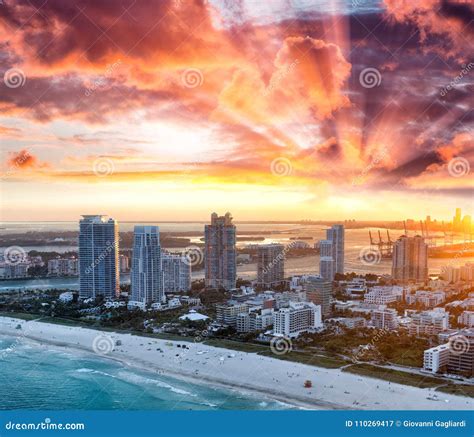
[216,302,249,327]
[48,258,78,276]
[236,308,274,333]
[273,302,322,338]
[458,311,474,327]
[405,290,446,308]
[364,286,403,305]
[371,308,398,330]
[327,317,367,329]
[162,252,192,293]
[423,344,450,373]
[408,308,449,335]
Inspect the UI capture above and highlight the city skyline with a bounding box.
[1,0,472,222]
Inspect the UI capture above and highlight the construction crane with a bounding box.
[368,229,393,258]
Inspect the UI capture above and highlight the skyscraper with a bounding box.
[453,208,462,231]
[319,240,334,281]
[79,215,119,300]
[391,235,428,283]
[130,226,164,306]
[204,212,236,290]
[327,225,344,275]
[319,225,344,280]
[257,244,285,288]
[304,275,333,317]
[162,251,191,293]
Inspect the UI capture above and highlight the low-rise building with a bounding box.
[423,344,450,373]
[405,290,445,308]
[364,286,403,305]
[371,308,398,330]
[458,311,474,327]
[327,317,367,329]
[236,308,274,333]
[216,302,249,327]
[273,302,322,338]
[48,258,78,276]
[408,308,449,335]
[59,291,75,303]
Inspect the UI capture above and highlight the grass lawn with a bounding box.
[0,312,40,321]
[343,364,446,388]
[436,384,474,398]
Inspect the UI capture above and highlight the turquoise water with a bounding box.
[0,337,291,410]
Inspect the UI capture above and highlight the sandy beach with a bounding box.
[0,316,472,410]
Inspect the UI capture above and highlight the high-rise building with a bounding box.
[319,240,334,281]
[130,226,164,306]
[303,275,332,317]
[79,215,119,300]
[327,225,344,275]
[453,208,462,231]
[204,212,236,290]
[257,244,285,288]
[391,235,428,283]
[319,225,344,280]
[162,252,191,293]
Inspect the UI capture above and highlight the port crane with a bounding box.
[368,229,393,258]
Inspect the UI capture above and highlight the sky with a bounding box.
[0,0,473,222]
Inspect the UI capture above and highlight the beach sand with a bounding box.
[1,317,472,410]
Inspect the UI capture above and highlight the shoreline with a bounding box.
[0,317,472,411]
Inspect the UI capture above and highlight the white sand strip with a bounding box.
[0,317,472,410]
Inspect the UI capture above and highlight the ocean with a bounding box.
[0,336,291,410]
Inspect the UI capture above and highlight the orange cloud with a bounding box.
[6,149,49,170]
[214,37,351,126]
[384,0,474,57]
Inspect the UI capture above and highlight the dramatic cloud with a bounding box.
[0,0,472,220]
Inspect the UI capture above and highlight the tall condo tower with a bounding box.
[79,215,119,299]
[392,235,428,283]
[204,212,237,290]
[131,226,164,306]
[319,224,344,280]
